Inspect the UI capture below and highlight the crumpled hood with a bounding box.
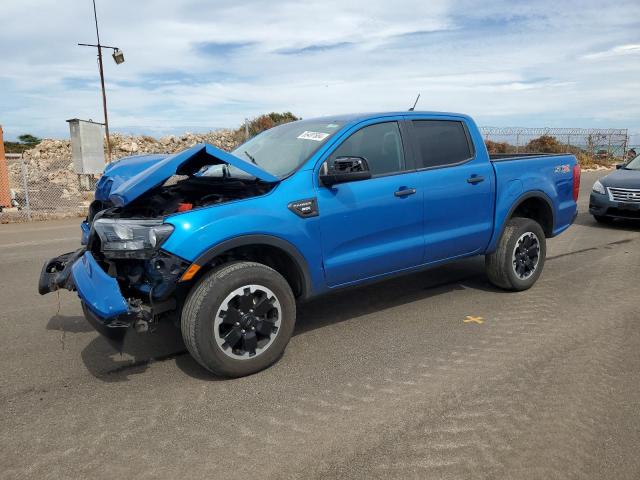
[95,143,279,207]
[95,153,168,202]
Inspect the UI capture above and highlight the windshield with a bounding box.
[624,154,640,170]
[204,120,344,179]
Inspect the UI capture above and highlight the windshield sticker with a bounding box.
[298,131,330,141]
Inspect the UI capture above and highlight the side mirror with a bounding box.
[320,156,371,187]
[616,163,625,170]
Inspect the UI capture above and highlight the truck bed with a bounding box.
[488,152,578,248]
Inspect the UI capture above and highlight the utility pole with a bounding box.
[78,0,124,163]
[93,0,111,162]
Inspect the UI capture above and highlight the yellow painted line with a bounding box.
[463,315,484,324]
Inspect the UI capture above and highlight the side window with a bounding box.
[412,120,473,168]
[330,122,405,176]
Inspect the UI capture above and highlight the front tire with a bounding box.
[181,261,296,377]
[485,217,546,291]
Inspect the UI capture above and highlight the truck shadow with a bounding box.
[74,256,504,382]
[47,314,95,333]
[78,320,188,382]
[295,256,494,336]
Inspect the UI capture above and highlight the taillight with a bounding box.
[572,164,581,201]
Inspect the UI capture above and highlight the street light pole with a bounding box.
[78,0,124,163]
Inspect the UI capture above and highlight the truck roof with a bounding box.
[306,111,472,124]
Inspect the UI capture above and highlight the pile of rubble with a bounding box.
[8,139,75,200]
[5,129,242,217]
[109,129,240,157]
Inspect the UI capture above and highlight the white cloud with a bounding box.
[582,44,640,60]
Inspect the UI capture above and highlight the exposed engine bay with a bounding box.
[90,172,275,221]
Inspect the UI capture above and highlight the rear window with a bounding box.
[412,120,473,168]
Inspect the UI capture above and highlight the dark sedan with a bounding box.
[590,153,640,223]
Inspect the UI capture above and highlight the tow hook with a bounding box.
[134,319,150,333]
[128,298,152,333]
[129,297,176,333]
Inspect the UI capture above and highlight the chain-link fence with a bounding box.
[2,152,96,222]
[480,127,629,159]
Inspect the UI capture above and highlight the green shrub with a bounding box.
[232,112,300,144]
[4,133,42,154]
[525,134,565,153]
[485,140,515,154]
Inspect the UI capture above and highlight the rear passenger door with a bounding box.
[407,119,495,263]
[316,120,424,287]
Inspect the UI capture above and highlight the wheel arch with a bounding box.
[507,192,555,237]
[190,235,312,300]
[490,191,556,253]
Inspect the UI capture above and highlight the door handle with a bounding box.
[394,187,417,197]
[467,175,485,184]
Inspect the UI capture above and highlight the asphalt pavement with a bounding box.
[1,170,639,479]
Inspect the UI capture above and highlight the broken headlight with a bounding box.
[93,218,174,256]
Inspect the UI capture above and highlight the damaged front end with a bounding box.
[39,245,188,344]
[38,142,280,346]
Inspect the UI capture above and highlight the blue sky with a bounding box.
[1,0,639,142]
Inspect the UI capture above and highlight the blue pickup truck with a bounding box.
[39,111,580,377]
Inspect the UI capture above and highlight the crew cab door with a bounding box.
[406,118,495,263]
[315,120,424,287]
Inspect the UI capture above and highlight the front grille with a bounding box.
[608,187,640,203]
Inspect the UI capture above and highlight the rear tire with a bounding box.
[485,217,546,291]
[593,214,614,224]
[181,261,296,377]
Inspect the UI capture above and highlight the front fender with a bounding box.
[160,172,325,296]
